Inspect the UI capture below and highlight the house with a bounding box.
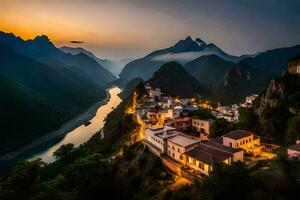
[173,106,183,118]
[184,140,244,176]
[287,143,300,160]
[167,133,200,163]
[146,108,173,126]
[222,130,262,155]
[288,54,300,74]
[144,126,177,155]
[165,117,192,132]
[154,88,162,98]
[191,118,214,137]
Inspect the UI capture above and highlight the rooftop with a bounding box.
[185,144,232,165]
[288,143,300,151]
[202,140,243,154]
[222,130,253,140]
[167,133,199,147]
[175,117,191,123]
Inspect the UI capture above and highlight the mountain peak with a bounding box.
[184,36,193,42]
[33,35,50,42]
[195,38,206,46]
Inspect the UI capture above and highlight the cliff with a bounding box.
[254,73,300,144]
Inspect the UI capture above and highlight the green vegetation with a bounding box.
[188,109,216,120]
[253,74,300,144]
[210,118,237,138]
[1,85,300,199]
[164,160,300,200]
[0,46,107,155]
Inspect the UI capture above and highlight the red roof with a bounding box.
[175,117,191,123]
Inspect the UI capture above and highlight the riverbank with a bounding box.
[0,88,113,161]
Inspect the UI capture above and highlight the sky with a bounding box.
[1,0,300,59]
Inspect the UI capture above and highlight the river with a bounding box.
[29,87,122,163]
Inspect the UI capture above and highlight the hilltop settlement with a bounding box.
[131,56,300,180]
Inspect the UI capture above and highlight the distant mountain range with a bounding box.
[0,31,117,154]
[119,36,248,82]
[60,46,132,76]
[119,36,300,104]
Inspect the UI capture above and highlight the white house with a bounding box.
[144,126,177,155]
[166,133,200,163]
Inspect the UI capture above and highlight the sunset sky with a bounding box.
[1,0,300,59]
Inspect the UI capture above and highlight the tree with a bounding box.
[202,162,253,200]
[53,143,74,160]
[210,118,236,138]
[237,107,259,131]
[285,115,300,144]
[189,109,216,120]
[0,159,44,199]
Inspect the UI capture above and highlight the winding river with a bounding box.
[29,87,122,163]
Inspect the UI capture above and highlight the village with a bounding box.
[132,82,300,180]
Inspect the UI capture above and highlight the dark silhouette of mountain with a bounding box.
[242,45,300,75]
[0,75,67,154]
[119,78,144,99]
[0,46,103,109]
[148,62,207,98]
[0,32,115,154]
[212,62,273,104]
[60,46,130,75]
[119,36,244,84]
[0,31,116,87]
[184,54,234,87]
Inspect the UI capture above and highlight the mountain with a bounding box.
[119,78,144,99]
[254,73,300,144]
[184,54,234,87]
[242,44,300,75]
[60,46,131,75]
[119,36,244,83]
[0,32,114,154]
[148,62,207,98]
[0,75,68,154]
[0,31,116,87]
[212,62,274,104]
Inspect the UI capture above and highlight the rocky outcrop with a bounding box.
[254,73,300,144]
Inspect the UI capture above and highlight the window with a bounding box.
[198,162,204,170]
[172,146,175,150]
[172,153,175,157]
[180,155,183,160]
[177,149,180,153]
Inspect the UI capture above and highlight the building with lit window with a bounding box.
[222,130,262,155]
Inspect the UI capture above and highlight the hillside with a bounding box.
[148,62,207,98]
[0,75,67,154]
[184,54,234,87]
[118,78,144,100]
[254,73,300,144]
[212,62,273,104]
[0,32,111,154]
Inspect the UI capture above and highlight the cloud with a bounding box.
[70,40,84,44]
[151,51,215,64]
